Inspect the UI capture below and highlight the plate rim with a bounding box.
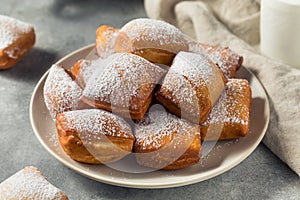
[29,44,270,189]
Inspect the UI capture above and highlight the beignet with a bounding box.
[201,79,252,141]
[134,110,201,170]
[0,15,35,69]
[0,166,68,200]
[189,41,243,79]
[44,64,83,120]
[82,53,166,120]
[156,51,226,124]
[56,109,135,164]
[96,18,189,65]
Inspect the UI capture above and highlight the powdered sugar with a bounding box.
[160,70,201,115]
[76,58,105,87]
[77,59,93,84]
[172,52,215,86]
[0,15,33,49]
[44,64,82,120]
[96,26,119,59]
[5,48,27,59]
[204,79,250,126]
[157,51,225,121]
[83,53,166,110]
[121,18,187,52]
[0,166,67,199]
[189,42,242,79]
[61,109,134,142]
[134,110,200,150]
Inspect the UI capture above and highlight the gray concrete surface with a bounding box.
[0,0,299,199]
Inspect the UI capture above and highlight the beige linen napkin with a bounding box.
[145,0,300,176]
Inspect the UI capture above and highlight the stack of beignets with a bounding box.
[43,18,252,170]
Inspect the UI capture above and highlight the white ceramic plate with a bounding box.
[30,44,270,189]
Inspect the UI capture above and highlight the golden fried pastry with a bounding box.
[70,59,92,88]
[96,25,121,59]
[0,15,35,69]
[156,51,226,124]
[134,110,201,170]
[44,64,84,120]
[82,53,166,120]
[56,109,135,164]
[41,17,253,171]
[96,18,189,65]
[201,79,252,141]
[188,41,243,79]
[0,166,68,200]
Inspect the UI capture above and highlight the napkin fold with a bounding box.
[145,0,300,176]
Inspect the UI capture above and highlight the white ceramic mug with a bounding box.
[260,0,300,69]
